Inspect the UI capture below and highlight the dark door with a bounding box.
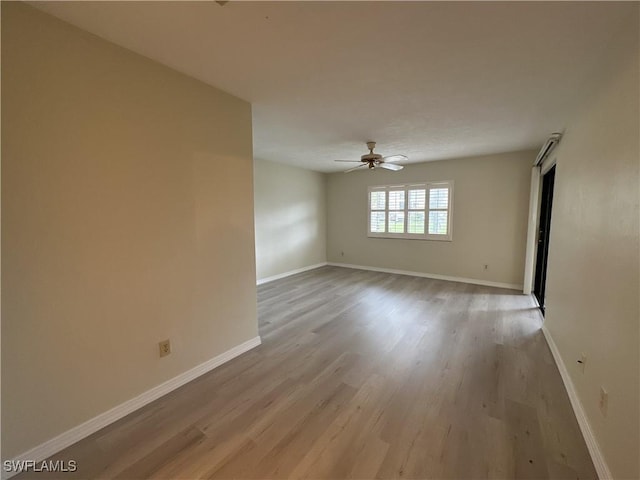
[534,165,556,313]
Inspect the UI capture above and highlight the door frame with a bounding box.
[533,165,556,312]
[523,156,557,296]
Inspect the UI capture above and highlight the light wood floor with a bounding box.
[20,266,596,479]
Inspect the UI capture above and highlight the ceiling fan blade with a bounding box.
[334,159,362,163]
[382,154,408,163]
[344,164,368,173]
[378,162,404,171]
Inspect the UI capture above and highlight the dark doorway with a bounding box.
[534,165,556,314]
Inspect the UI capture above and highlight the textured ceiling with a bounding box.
[32,1,633,172]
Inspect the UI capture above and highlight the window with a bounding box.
[368,182,453,240]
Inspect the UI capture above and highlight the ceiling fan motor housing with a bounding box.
[362,140,381,164]
[361,153,382,162]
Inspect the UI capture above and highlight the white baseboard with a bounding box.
[3,336,262,480]
[327,262,523,291]
[541,326,612,479]
[257,262,327,285]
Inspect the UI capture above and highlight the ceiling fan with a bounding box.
[335,142,407,173]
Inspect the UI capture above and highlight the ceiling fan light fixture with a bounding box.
[335,141,406,173]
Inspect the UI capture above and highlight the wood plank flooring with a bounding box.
[17,266,597,479]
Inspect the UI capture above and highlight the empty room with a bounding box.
[2,1,638,479]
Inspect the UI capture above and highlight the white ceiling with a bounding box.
[32,1,633,172]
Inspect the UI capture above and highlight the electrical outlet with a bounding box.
[483,264,488,270]
[599,387,608,417]
[578,353,587,373]
[159,339,171,358]
[341,251,344,257]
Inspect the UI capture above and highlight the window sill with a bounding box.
[368,233,452,242]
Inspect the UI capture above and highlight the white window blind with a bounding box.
[367,181,453,240]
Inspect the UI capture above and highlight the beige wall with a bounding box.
[543,11,639,479]
[254,159,326,281]
[1,3,258,459]
[327,151,534,287]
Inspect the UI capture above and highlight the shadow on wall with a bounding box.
[257,200,320,273]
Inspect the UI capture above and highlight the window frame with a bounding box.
[367,181,454,241]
